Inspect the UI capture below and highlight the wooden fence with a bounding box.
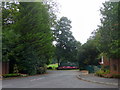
[0,62,9,75]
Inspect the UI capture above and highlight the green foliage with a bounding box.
[2,2,20,63]
[13,64,19,73]
[3,73,20,78]
[2,2,19,26]
[94,2,120,59]
[78,38,100,68]
[54,17,79,65]
[37,66,47,74]
[2,29,20,62]
[95,69,120,78]
[47,63,58,69]
[3,73,29,78]
[95,70,105,77]
[95,69,110,77]
[85,65,101,73]
[2,2,56,75]
[111,74,120,78]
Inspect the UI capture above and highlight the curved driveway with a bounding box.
[2,70,117,88]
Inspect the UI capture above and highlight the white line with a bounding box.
[30,77,45,82]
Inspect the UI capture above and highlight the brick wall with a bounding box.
[101,56,120,75]
[110,59,120,74]
[103,56,110,67]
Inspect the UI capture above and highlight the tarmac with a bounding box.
[76,73,119,87]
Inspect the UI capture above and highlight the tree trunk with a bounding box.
[58,58,60,67]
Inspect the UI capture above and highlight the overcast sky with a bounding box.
[56,0,109,44]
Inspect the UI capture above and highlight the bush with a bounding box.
[95,70,104,77]
[95,69,110,77]
[56,67,59,70]
[3,73,20,78]
[47,64,58,70]
[47,67,53,69]
[95,69,120,78]
[111,74,120,78]
[37,66,47,74]
[104,69,110,74]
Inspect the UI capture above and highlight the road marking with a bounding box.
[30,77,45,82]
[30,79,36,81]
[36,78,44,80]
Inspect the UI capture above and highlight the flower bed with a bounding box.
[95,69,120,78]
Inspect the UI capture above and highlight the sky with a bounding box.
[56,0,109,44]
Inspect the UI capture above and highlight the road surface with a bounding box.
[2,70,118,88]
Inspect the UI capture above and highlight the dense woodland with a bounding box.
[2,1,120,75]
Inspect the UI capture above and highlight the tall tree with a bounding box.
[14,2,54,75]
[96,2,120,59]
[54,17,78,66]
[2,2,56,75]
[78,38,100,69]
[2,2,20,73]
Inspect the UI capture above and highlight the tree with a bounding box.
[2,2,20,73]
[54,17,78,66]
[14,2,55,75]
[77,2,120,70]
[2,2,56,75]
[78,38,100,69]
[95,2,120,59]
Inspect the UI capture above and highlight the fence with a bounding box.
[0,62,9,74]
[85,65,101,73]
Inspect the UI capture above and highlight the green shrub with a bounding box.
[47,64,58,70]
[37,66,47,74]
[95,70,104,77]
[95,69,110,77]
[111,74,120,78]
[104,69,110,74]
[3,73,20,78]
[95,69,120,78]
[47,67,53,69]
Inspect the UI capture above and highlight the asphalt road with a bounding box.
[2,70,118,88]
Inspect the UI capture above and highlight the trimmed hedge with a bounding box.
[3,73,20,78]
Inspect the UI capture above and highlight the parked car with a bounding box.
[57,66,78,70]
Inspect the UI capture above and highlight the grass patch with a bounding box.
[3,73,28,78]
[47,63,58,69]
[3,73,21,78]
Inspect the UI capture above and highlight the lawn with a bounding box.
[47,63,58,69]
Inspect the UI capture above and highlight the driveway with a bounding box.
[2,70,118,88]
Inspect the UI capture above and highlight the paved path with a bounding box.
[2,70,118,88]
[77,74,119,86]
